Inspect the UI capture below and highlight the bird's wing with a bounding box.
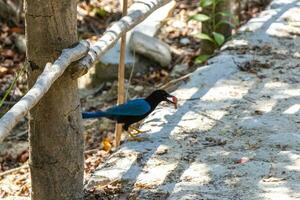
[105,99,151,116]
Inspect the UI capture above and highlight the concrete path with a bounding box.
[86,1,300,199]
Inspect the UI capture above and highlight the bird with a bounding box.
[82,90,177,138]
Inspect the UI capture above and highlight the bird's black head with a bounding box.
[145,90,178,109]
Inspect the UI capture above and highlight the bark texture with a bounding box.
[25,0,84,199]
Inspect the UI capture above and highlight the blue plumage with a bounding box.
[81,111,108,118]
[105,99,151,116]
[82,99,151,119]
[81,90,177,131]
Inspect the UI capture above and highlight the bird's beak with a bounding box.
[166,95,178,109]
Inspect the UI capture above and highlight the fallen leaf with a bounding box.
[1,49,14,59]
[10,27,24,34]
[102,138,112,152]
[0,67,8,77]
[236,157,250,164]
[17,151,29,163]
[263,177,286,182]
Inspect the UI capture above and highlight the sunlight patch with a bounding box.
[283,104,300,114]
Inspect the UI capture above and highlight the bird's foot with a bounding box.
[127,131,144,142]
[129,126,148,135]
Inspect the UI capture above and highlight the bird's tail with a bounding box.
[82,111,108,119]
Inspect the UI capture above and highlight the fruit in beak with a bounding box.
[166,95,178,109]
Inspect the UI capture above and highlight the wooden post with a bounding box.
[115,0,128,147]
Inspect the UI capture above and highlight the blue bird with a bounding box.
[82,90,177,137]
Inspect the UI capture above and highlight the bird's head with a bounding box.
[147,90,178,109]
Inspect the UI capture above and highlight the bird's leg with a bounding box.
[129,126,147,135]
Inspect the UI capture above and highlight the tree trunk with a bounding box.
[25,0,84,199]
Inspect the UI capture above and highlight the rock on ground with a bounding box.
[78,0,176,88]
[86,0,300,199]
[129,31,171,67]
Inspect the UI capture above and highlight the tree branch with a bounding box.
[0,41,89,142]
[0,0,172,143]
[70,0,172,78]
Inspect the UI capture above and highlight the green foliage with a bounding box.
[215,20,236,29]
[189,14,210,22]
[216,11,239,28]
[212,32,225,46]
[200,0,214,7]
[195,33,214,43]
[94,7,107,18]
[191,0,238,63]
[0,66,25,108]
[195,54,211,64]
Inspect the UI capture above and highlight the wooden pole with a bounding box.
[115,0,128,147]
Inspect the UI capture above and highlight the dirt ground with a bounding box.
[0,0,274,199]
[85,1,300,199]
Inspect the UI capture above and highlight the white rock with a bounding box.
[129,32,172,67]
[293,51,300,58]
[86,1,300,199]
[179,37,190,45]
[78,1,176,86]
[172,20,186,29]
[155,145,169,155]
[134,85,144,92]
[14,33,26,53]
[171,63,189,76]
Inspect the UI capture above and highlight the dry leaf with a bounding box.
[263,177,286,182]
[236,157,250,164]
[102,138,112,152]
[10,27,24,33]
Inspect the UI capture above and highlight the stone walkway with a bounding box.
[86,0,300,199]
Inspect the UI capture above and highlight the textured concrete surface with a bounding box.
[86,0,300,199]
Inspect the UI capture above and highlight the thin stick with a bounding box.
[0,65,24,108]
[72,0,172,79]
[1,101,17,105]
[0,41,89,143]
[0,0,172,142]
[125,49,136,101]
[84,148,101,155]
[159,72,192,90]
[115,0,128,147]
[197,111,225,124]
[0,164,29,178]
